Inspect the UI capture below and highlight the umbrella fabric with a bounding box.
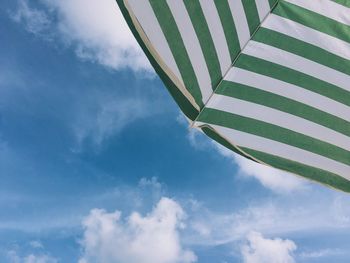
[117,0,350,192]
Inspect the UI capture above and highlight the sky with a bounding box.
[1,0,350,262]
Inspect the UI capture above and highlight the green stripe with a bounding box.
[275,1,350,44]
[216,81,350,137]
[214,0,241,62]
[332,0,350,8]
[116,0,199,120]
[184,1,222,89]
[241,0,261,35]
[149,0,204,108]
[241,147,350,192]
[254,28,350,76]
[198,108,350,166]
[235,54,350,107]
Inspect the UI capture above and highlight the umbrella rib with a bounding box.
[191,0,281,128]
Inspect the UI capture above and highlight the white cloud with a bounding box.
[45,0,152,72]
[138,177,164,202]
[191,222,211,238]
[79,197,197,263]
[233,154,306,193]
[331,196,350,226]
[7,250,58,263]
[11,0,51,35]
[241,232,296,263]
[72,96,151,149]
[213,142,306,193]
[29,241,44,249]
[138,177,162,190]
[186,129,211,151]
[12,0,152,73]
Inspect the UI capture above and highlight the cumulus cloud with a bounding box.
[12,0,152,73]
[7,250,58,263]
[241,232,296,263]
[79,197,197,263]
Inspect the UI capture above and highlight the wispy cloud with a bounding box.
[10,0,51,36]
[29,241,44,250]
[185,192,350,248]
[299,248,345,259]
[72,95,153,150]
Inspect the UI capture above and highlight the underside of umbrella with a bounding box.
[117,0,350,192]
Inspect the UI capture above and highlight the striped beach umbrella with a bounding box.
[117,0,350,192]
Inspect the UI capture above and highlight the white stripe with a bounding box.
[263,14,350,60]
[167,0,212,103]
[127,0,184,87]
[255,0,271,22]
[285,0,350,26]
[199,124,350,180]
[199,0,232,75]
[243,41,350,92]
[225,67,350,123]
[227,0,251,48]
[206,94,350,152]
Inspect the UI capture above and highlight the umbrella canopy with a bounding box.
[117,0,350,192]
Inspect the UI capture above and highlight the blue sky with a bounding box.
[1,0,350,262]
